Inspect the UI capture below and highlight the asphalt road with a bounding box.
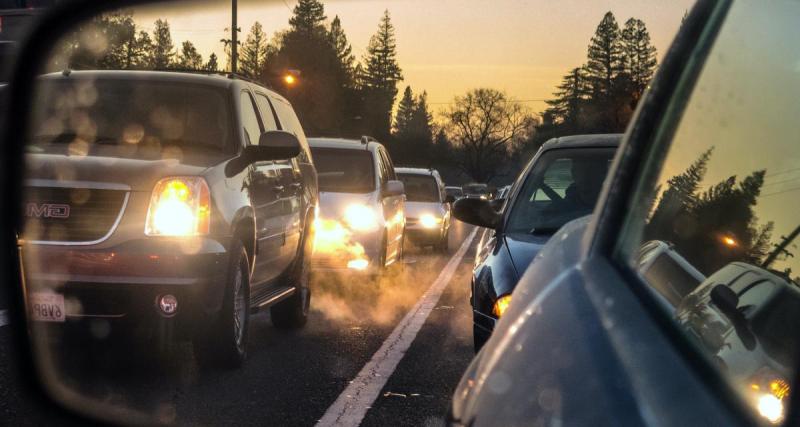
[1,221,478,426]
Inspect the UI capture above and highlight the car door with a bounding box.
[378,148,403,263]
[253,91,301,276]
[239,90,283,287]
[601,0,800,423]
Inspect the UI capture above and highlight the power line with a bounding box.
[428,98,548,105]
[762,185,800,198]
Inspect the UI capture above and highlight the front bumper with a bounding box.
[405,224,444,245]
[21,237,230,338]
[311,228,382,274]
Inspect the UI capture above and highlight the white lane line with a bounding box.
[316,228,478,427]
[0,309,9,327]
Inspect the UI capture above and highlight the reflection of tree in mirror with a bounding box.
[647,149,775,275]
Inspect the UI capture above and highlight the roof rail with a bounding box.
[360,135,378,145]
[146,68,271,88]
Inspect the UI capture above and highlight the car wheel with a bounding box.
[194,239,250,369]
[473,324,490,353]
[271,229,312,329]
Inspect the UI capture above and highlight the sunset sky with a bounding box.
[135,0,695,116]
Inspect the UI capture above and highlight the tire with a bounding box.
[271,228,312,329]
[194,239,250,369]
[473,324,490,353]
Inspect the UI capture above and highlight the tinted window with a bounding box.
[622,1,800,422]
[506,147,614,235]
[31,79,234,153]
[311,147,375,193]
[642,251,704,307]
[399,174,440,202]
[239,92,263,146]
[254,93,279,131]
[271,96,312,164]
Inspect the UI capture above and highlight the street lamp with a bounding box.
[284,74,296,85]
[722,235,738,247]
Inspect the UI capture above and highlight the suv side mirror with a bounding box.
[444,194,456,204]
[382,180,405,198]
[453,198,502,229]
[225,131,301,177]
[710,284,739,315]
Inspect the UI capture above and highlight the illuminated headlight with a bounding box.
[145,177,211,236]
[347,259,369,270]
[344,204,378,231]
[420,213,441,229]
[493,294,512,317]
[480,195,487,200]
[758,394,784,424]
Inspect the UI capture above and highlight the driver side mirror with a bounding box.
[225,130,301,177]
[382,180,405,198]
[453,198,502,229]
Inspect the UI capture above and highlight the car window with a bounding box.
[506,147,615,235]
[310,147,375,193]
[620,1,800,423]
[253,92,279,131]
[380,149,397,181]
[239,91,263,146]
[376,150,389,185]
[270,96,312,164]
[398,174,439,202]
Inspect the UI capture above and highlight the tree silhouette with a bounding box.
[205,53,219,72]
[240,22,269,78]
[621,18,657,102]
[393,86,415,137]
[585,12,624,97]
[360,10,403,139]
[329,16,355,83]
[289,0,326,35]
[444,88,535,182]
[177,41,203,69]
[544,66,591,129]
[149,19,175,70]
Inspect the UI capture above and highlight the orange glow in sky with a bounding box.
[136,0,694,115]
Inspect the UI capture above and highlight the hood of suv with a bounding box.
[25,152,222,191]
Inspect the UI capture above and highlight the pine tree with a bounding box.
[150,19,175,70]
[240,22,269,78]
[621,18,657,100]
[585,12,624,96]
[360,10,403,138]
[410,91,433,143]
[177,41,203,69]
[205,53,219,72]
[544,66,591,127]
[133,31,154,69]
[393,86,416,136]
[329,15,355,83]
[650,147,713,226]
[289,0,326,35]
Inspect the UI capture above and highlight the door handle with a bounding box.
[273,185,285,192]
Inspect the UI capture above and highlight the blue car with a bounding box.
[454,135,620,351]
[450,0,800,425]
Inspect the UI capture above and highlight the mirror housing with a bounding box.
[382,180,405,198]
[453,197,502,229]
[225,131,301,177]
[710,284,739,315]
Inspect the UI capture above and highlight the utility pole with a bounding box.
[762,224,800,269]
[231,0,238,73]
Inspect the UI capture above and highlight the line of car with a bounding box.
[18,69,469,369]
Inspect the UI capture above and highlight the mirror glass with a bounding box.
[12,0,690,423]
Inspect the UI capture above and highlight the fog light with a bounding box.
[156,294,178,316]
[347,259,369,270]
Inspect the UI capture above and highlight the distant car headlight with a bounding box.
[344,204,379,231]
[419,213,441,229]
[480,195,487,200]
[145,177,211,236]
[493,294,512,317]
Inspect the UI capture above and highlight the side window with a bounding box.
[254,93,279,131]
[270,96,312,164]
[376,151,388,185]
[380,149,396,181]
[621,1,800,423]
[239,92,263,146]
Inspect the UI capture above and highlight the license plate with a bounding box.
[29,292,66,323]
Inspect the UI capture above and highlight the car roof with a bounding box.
[308,137,382,152]
[395,167,438,176]
[37,70,244,91]
[541,133,622,151]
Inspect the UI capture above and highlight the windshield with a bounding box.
[505,147,615,234]
[31,79,233,154]
[311,147,375,193]
[399,173,440,202]
[462,184,487,195]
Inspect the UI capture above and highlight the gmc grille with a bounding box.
[23,187,128,243]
